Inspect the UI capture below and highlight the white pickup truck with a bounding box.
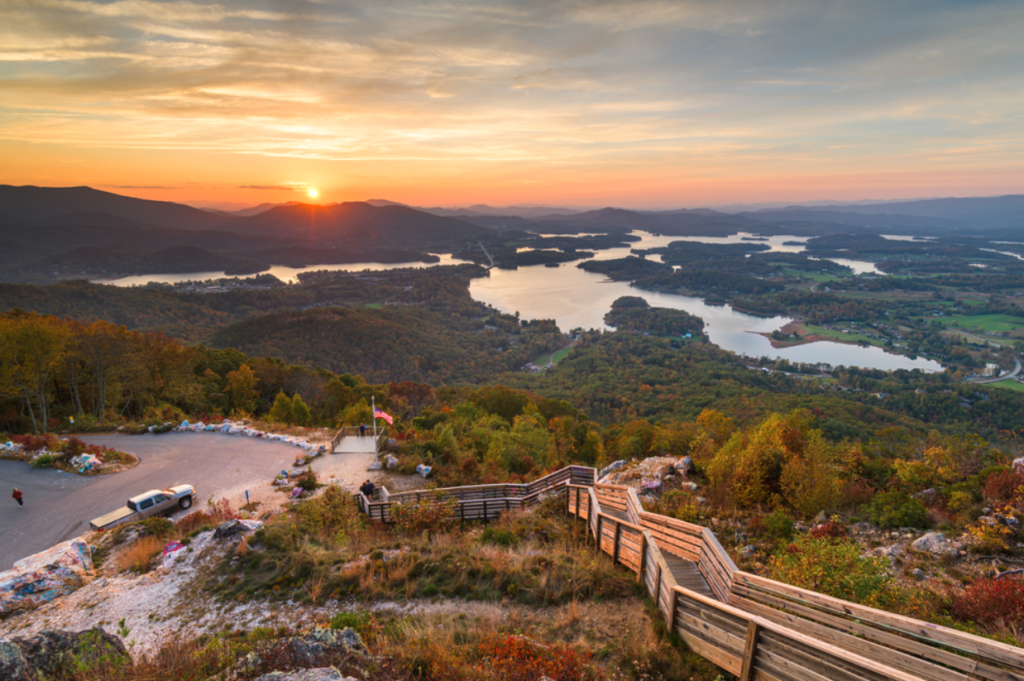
[89,485,196,531]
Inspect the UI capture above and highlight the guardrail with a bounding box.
[355,465,596,523]
[354,464,1023,679]
[568,483,1024,681]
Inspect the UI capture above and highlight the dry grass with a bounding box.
[113,536,167,574]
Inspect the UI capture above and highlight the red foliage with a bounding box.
[984,470,1024,503]
[950,577,1024,626]
[810,519,848,540]
[475,633,592,681]
[12,434,51,451]
[841,479,876,507]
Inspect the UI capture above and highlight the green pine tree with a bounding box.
[291,393,311,426]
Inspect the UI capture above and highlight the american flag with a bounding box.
[373,407,393,425]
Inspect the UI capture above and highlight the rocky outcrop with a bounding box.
[911,532,957,556]
[235,626,368,679]
[0,628,128,681]
[254,669,357,681]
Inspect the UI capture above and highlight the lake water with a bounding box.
[93,254,470,287]
[469,260,940,372]
[95,230,939,372]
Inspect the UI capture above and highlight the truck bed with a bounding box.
[89,506,136,531]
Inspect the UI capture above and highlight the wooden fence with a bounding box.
[567,483,1024,681]
[355,465,596,523]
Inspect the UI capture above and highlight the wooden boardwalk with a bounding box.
[354,466,1024,680]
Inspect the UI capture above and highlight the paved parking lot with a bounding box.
[0,432,302,570]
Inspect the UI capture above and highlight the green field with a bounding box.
[532,344,575,367]
[989,379,1024,392]
[801,324,886,347]
[781,268,844,283]
[943,314,1023,334]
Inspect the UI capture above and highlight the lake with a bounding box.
[96,231,941,372]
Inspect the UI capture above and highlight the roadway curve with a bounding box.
[971,355,1022,384]
[0,432,303,570]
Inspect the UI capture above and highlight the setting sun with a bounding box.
[307,188,318,199]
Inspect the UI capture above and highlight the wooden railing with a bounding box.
[570,483,1024,681]
[355,465,596,523]
[355,465,1023,680]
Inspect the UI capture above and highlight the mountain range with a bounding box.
[0,184,1021,284]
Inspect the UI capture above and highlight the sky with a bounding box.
[1,0,1023,210]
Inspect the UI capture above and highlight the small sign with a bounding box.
[244,490,250,503]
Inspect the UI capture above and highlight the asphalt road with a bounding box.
[0,432,301,570]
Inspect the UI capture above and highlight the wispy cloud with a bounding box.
[1,0,1023,204]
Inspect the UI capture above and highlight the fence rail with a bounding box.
[354,466,1023,680]
[567,483,1023,681]
[355,465,595,523]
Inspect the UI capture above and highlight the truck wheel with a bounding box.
[179,497,193,510]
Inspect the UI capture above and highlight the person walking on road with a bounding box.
[12,487,23,508]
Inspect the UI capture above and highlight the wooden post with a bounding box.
[575,487,581,519]
[739,621,761,681]
[637,533,647,584]
[460,502,465,524]
[585,495,592,546]
[654,561,663,610]
[483,500,488,520]
[596,514,603,554]
[668,589,679,634]
[613,521,622,565]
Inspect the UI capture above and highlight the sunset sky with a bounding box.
[2,0,1022,210]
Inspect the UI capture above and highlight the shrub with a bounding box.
[810,518,848,540]
[950,577,1024,627]
[295,469,321,492]
[480,527,519,547]
[763,510,795,541]
[391,492,460,535]
[769,536,893,608]
[861,491,930,529]
[985,470,1024,503]
[968,521,1016,554]
[141,517,176,539]
[176,510,216,535]
[30,454,55,469]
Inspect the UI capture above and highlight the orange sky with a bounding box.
[2,1,1023,210]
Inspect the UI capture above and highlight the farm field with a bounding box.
[942,314,1024,335]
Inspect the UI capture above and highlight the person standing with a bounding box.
[12,487,23,508]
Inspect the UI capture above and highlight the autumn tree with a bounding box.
[226,364,259,414]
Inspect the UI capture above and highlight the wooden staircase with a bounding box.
[353,466,1024,680]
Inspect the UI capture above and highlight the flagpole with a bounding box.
[371,396,377,440]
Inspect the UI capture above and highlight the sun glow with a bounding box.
[307,188,318,199]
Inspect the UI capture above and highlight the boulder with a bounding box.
[235,627,368,679]
[1013,457,1024,474]
[0,629,128,681]
[598,460,627,479]
[681,482,698,492]
[0,538,95,614]
[911,532,955,556]
[214,519,263,539]
[674,456,693,473]
[253,669,357,681]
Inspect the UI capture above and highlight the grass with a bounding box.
[533,343,574,367]
[943,314,1024,335]
[988,380,1024,392]
[800,324,887,347]
[213,491,642,608]
[113,535,167,573]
